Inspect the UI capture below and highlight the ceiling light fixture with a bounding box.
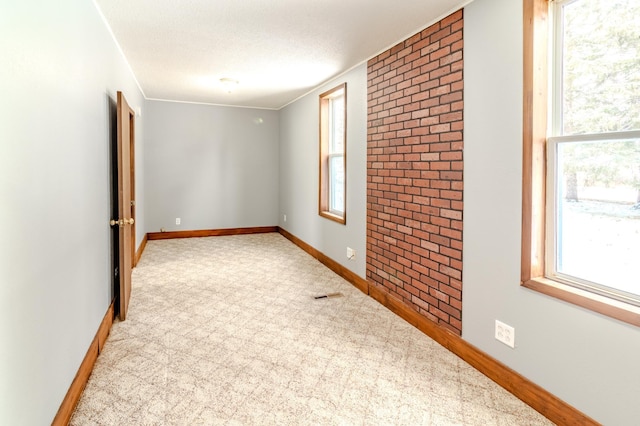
[220,78,239,93]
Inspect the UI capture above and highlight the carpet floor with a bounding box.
[71,233,552,425]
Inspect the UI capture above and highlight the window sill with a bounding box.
[319,210,345,225]
[522,277,640,327]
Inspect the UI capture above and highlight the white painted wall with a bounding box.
[0,0,145,423]
[144,101,279,231]
[279,65,367,277]
[463,0,640,424]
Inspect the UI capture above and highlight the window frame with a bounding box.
[319,83,347,224]
[521,0,640,327]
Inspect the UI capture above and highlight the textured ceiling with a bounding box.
[95,0,471,109]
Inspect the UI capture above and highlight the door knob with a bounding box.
[109,218,134,227]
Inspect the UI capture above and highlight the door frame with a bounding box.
[129,111,136,268]
[116,91,134,321]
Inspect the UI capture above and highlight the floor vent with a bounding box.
[313,292,343,300]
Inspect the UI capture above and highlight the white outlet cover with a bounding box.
[495,320,515,348]
[176,218,181,225]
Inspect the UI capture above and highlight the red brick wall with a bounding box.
[366,10,463,335]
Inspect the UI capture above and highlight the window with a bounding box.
[522,0,640,326]
[319,83,347,224]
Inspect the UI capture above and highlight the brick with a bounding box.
[441,190,462,200]
[421,21,441,38]
[419,61,440,75]
[430,85,451,98]
[421,240,439,252]
[419,116,440,127]
[441,131,463,142]
[441,151,462,161]
[430,252,451,266]
[451,60,463,73]
[451,19,463,33]
[397,46,413,59]
[411,55,432,70]
[366,13,463,336]
[440,71,462,85]
[430,46,452,62]
[440,91,462,104]
[411,295,434,315]
[390,42,405,55]
[430,306,450,322]
[439,301,461,319]
[441,209,462,220]
[450,279,463,293]
[450,259,463,272]
[451,79,464,91]
[440,265,462,280]
[430,65,452,80]
[405,32,422,47]
[416,39,440,54]
[431,27,452,43]
[429,270,451,286]
[394,283,414,298]
[441,229,462,242]
[419,97,440,110]
[440,30,463,47]
[441,10,463,27]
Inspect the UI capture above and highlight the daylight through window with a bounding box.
[522,0,640,326]
[547,0,640,305]
[319,84,347,224]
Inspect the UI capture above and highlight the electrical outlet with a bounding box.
[347,247,355,260]
[495,320,515,348]
[175,218,181,225]
[283,214,287,222]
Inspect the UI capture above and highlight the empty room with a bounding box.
[1,0,639,424]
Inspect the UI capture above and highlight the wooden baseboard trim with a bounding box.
[147,226,278,240]
[368,283,598,425]
[276,228,596,425]
[52,301,115,426]
[134,233,147,267]
[277,227,369,295]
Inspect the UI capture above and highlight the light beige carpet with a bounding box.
[71,233,552,425]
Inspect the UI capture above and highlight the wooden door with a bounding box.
[116,91,134,320]
[129,110,136,268]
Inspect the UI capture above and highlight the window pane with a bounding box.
[561,0,640,135]
[329,154,344,213]
[555,139,640,296]
[330,94,344,153]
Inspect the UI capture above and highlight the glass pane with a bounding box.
[561,0,640,135]
[330,94,344,153]
[329,155,344,213]
[556,139,640,296]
